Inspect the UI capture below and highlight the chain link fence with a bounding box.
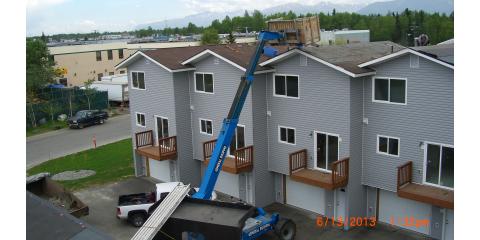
[27,88,108,128]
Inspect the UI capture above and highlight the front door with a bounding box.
[443,209,454,240]
[229,125,245,156]
[315,132,339,171]
[155,116,169,145]
[334,189,346,221]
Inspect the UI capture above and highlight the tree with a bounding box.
[26,39,56,101]
[227,32,236,44]
[201,28,220,45]
[83,79,96,110]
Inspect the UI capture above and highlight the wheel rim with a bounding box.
[134,217,143,226]
[281,223,294,239]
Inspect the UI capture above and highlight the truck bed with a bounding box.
[118,192,155,206]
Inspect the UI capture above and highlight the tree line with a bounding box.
[34,9,453,46]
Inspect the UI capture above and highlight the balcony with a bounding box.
[288,149,349,190]
[202,139,253,174]
[134,130,177,161]
[397,161,453,209]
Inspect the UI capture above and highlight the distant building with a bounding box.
[320,29,370,45]
[48,39,255,87]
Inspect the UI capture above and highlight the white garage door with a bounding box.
[286,177,325,215]
[379,189,431,235]
[149,159,171,182]
[214,171,240,198]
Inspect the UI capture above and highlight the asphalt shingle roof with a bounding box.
[140,43,290,72]
[413,43,454,64]
[300,41,406,74]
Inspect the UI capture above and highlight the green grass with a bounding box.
[27,138,135,190]
[27,120,68,137]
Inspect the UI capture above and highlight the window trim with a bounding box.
[278,125,296,145]
[313,131,340,173]
[135,112,146,127]
[194,72,215,94]
[199,118,213,136]
[372,76,407,105]
[273,74,300,99]
[376,135,400,157]
[228,124,246,157]
[131,71,146,90]
[422,141,454,190]
[155,114,170,145]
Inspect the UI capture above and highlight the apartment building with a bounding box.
[117,42,454,240]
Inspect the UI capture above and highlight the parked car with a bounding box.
[117,182,217,227]
[68,110,108,129]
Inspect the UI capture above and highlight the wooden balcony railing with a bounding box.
[396,161,453,209]
[135,130,154,148]
[202,139,253,174]
[134,130,177,161]
[288,149,349,190]
[289,149,307,175]
[332,158,349,189]
[397,161,413,191]
[203,139,216,160]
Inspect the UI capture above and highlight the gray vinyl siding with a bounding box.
[362,54,454,192]
[128,58,177,175]
[266,54,351,175]
[189,55,254,162]
[173,71,201,186]
[251,73,275,207]
[347,77,366,220]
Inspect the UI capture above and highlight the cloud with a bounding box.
[180,0,375,14]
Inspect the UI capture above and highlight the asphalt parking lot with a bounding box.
[75,177,426,240]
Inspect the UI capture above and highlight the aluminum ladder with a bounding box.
[131,183,190,240]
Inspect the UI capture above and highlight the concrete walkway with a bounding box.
[27,114,131,168]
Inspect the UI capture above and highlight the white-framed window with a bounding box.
[410,55,419,68]
[195,72,214,94]
[273,74,299,98]
[131,71,145,90]
[424,142,454,189]
[278,125,295,145]
[314,131,339,171]
[136,112,146,127]
[229,124,245,156]
[377,135,399,157]
[199,118,213,135]
[372,77,407,104]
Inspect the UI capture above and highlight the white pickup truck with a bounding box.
[117,182,217,227]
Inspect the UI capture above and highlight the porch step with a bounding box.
[131,183,190,240]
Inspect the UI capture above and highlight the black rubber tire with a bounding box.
[99,119,105,124]
[129,213,146,227]
[78,123,84,129]
[275,218,296,240]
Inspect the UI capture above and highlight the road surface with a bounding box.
[27,114,131,168]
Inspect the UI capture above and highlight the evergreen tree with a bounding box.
[227,32,236,44]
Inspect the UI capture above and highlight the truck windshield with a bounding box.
[75,111,86,117]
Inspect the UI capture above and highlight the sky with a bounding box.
[26,0,380,36]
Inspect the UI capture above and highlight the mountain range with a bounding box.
[136,0,454,30]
